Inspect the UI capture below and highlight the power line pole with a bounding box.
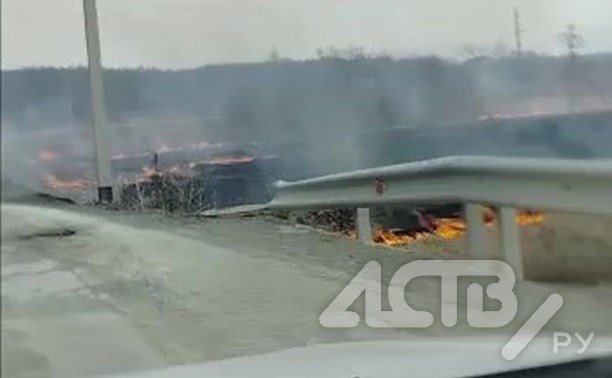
[82,0,113,203]
[513,7,524,57]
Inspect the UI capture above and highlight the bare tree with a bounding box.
[559,24,585,59]
[315,46,368,61]
[459,43,511,60]
[268,46,281,62]
[459,44,483,60]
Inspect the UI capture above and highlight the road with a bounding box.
[2,202,612,377]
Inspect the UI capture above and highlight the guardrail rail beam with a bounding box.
[268,156,612,282]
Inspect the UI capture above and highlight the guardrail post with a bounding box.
[356,208,373,244]
[464,203,488,259]
[496,206,524,280]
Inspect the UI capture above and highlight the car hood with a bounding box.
[107,336,612,378]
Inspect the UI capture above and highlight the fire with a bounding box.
[374,209,544,247]
[482,207,496,225]
[516,211,544,226]
[432,218,466,239]
[135,166,161,183]
[38,149,59,162]
[209,156,254,165]
[200,156,255,166]
[45,174,89,190]
[135,163,197,183]
[374,229,424,246]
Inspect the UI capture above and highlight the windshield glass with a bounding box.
[2,1,612,377]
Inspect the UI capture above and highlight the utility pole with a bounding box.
[513,7,524,58]
[83,0,113,202]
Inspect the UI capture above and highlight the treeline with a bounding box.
[2,53,612,143]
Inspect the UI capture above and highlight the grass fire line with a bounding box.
[372,210,544,247]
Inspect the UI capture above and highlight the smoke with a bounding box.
[1,125,53,201]
[1,53,612,199]
[1,118,97,203]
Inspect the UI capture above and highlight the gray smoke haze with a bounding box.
[2,0,612,199]
[2,53,612,194]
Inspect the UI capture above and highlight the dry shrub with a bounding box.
[117,173,210,215]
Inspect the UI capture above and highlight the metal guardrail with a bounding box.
[269,156,612,280]
[270,156,612,215]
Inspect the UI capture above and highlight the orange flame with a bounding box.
[516,211,545,226]
[432,218,466,239]
[137,164,196,182]
[206,156,255,165]
[373,209,544,247]
[45,174,89,190]
[374,229,417,246]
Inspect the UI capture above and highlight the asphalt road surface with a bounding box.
[2,202,612,377]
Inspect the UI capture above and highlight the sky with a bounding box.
[2,0,612,69]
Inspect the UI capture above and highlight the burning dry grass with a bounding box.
[289,207,612,281]
[295,207,545,248]
[44,174,90,191]
[517,211,545,226]
[373,229,428,246]
[376,209,544,247]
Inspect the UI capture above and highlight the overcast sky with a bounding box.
[2,0,612,69]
